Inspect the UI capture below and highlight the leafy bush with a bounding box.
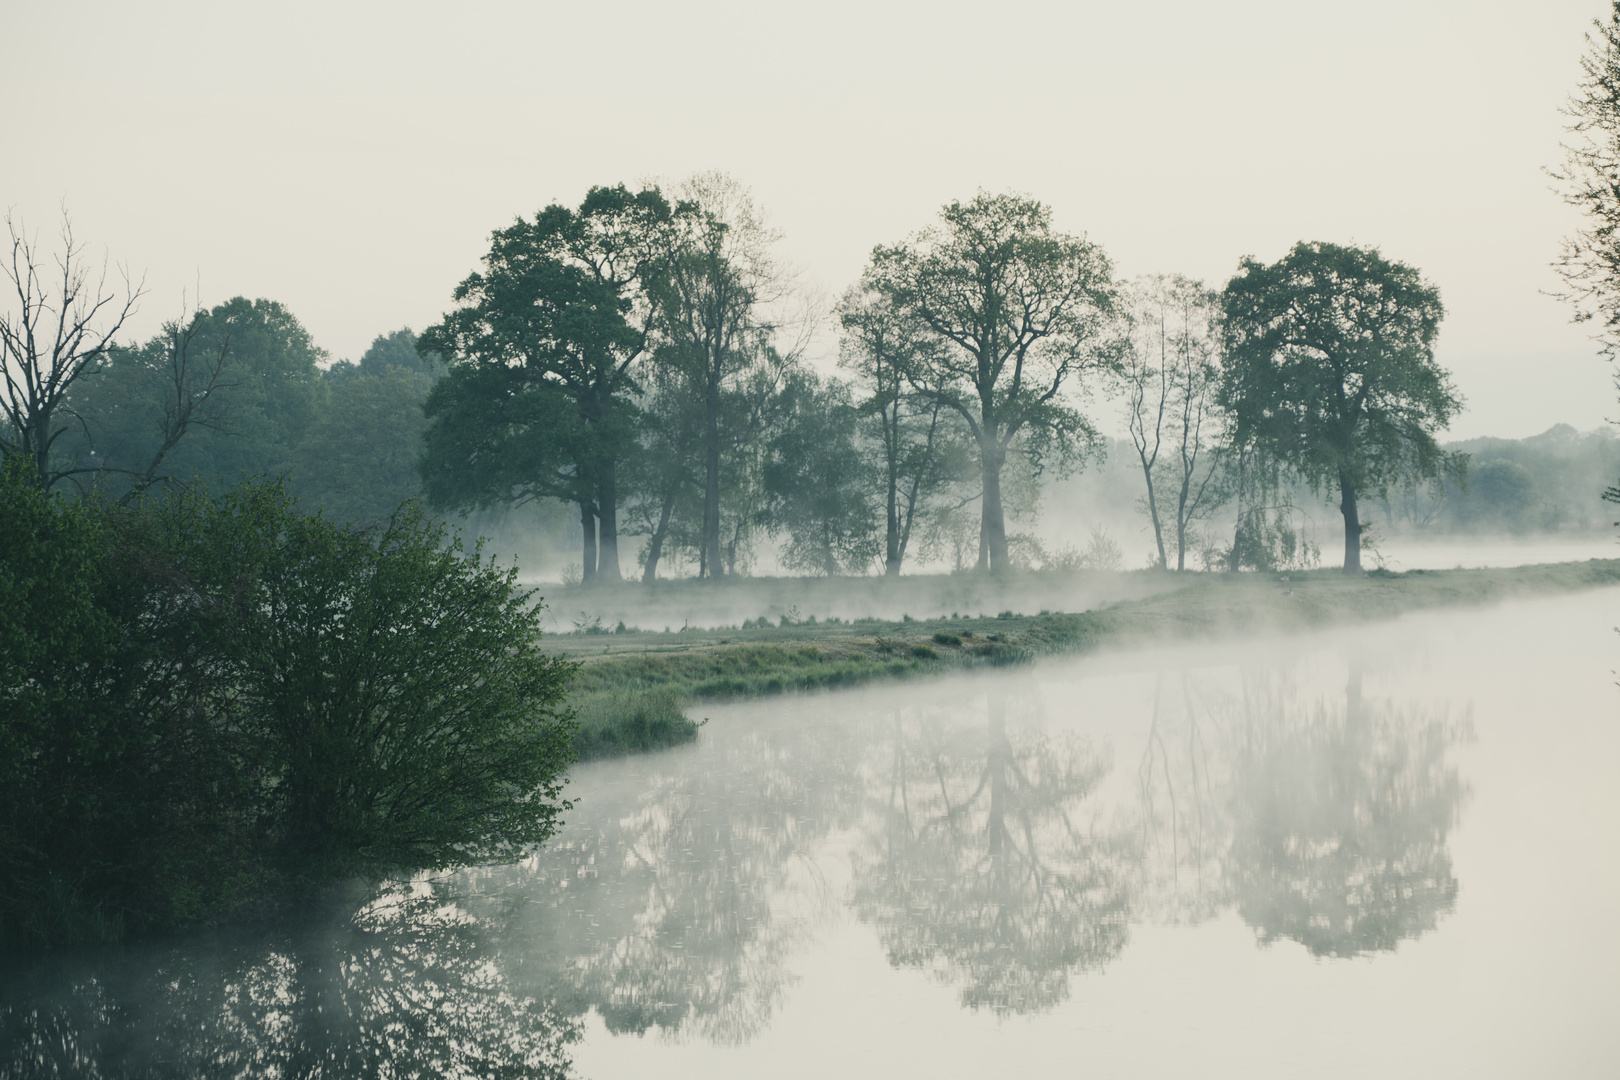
[0,466,576,948]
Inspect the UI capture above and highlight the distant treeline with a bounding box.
[11,178,1521,581]
[1386,424,1620,534]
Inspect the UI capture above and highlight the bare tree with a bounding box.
[1550,2,1620,357]
[82,307,234,504]
[1124,280,1174,569]
[1126,275,1225,571]
[1,211,143,489]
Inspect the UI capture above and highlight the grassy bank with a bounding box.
[562,559,1620,759]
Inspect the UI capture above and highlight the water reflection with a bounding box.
[478,719,864,1045]
[1134,672,1232,924]
[849,690,1132,1014]
[2,644,1478,1068]
[0,891,581,1079]
[1225,664,1470,957]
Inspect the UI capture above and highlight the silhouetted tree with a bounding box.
[1219,241,1463,574]
[1124,275,1225,571]
[1,211,143,490]
[1552,1,1620,359]
[837,282,968,575]
[761,373,880,576]
[420,185,682,582]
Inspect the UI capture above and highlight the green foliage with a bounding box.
[1222,507,1321,572]
[62,297,325,499]
[572,688,700,761]
[290,362,435,522]
[419,184,682,582]
[0,465,576,948]
[1219,241,1462,571]
[867,191,1121,571]
[762,372,881,575]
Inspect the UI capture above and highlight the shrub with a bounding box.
[0,469,577,947]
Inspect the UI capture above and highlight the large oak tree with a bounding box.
[1218,241,1461,574]
[419,185,681,582]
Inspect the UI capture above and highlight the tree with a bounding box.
[60,307,233,502]
[837,282,965,575]
[1,212,143,489]
[761,372,881,576]
[289,363,435,522]
[1551,1,1620,358]
[654,173,802,579]
[1123,275,1225,571]
[420,185,682,582]
[1549,3,1620,518]
[868,192,1120,573]
[136,296,325,484]
[356,326,444,379]
[1219,241,1463,574]
[621,358,705,581]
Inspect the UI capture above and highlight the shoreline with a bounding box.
[561,559,1620,758]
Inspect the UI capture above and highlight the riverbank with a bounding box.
[563,559,1620,758]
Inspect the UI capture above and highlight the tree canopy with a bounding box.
[867,192,1119,573]
[1219,241,1461,574]
[419,184,682,582]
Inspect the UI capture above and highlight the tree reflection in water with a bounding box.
[849,689,1132,1015]
[1135,671,1232,925]
[1225,663,1470,957]
[479,719,865,1046]
[0,890,580,1079]
[1,654,1478,1069]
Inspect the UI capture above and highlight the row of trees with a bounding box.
[415,180,1463,579]
[2,187,1465,578]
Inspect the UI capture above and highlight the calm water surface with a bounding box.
[6,589,1618,1078]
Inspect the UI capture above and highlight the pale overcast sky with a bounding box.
[3,0,1612,439]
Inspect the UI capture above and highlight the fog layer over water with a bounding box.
[6,591,1617,1078]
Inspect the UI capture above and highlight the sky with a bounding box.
[2,0,1613,440]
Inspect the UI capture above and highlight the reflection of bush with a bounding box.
[851,697,1132,1015]
[481,719,865,1046]
[0,891,581,1079]
[1227,676,1467,957]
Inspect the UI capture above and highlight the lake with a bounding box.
[5,588,1617,1079]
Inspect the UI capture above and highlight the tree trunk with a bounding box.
[885,441,901,576]
[642,487,677,583]
[702,373,724,579]
[596,456,622,583]
[982,453,1009,573]
[579,502,598,583]
[1141,456,1167,570]
[1339,473,1362,575]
